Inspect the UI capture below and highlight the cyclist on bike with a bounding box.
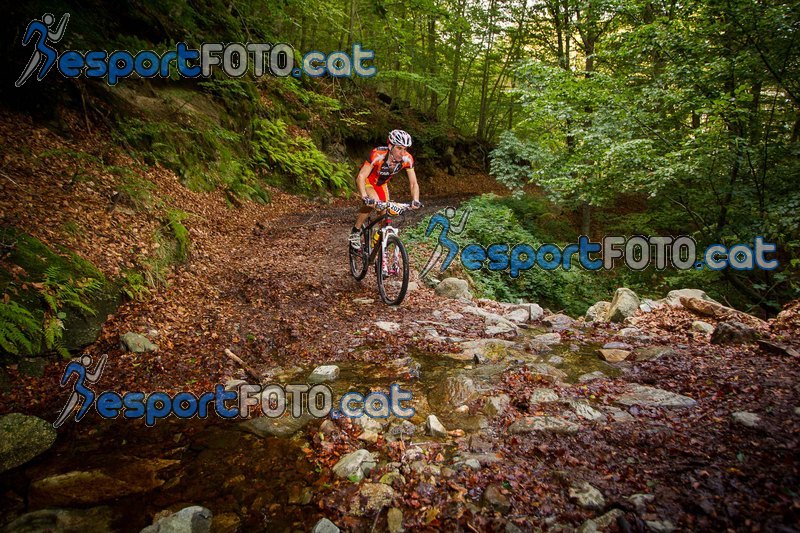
[349,129,422,249]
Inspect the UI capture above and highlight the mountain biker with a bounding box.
[349,129,422,249]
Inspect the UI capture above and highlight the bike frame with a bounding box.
[361,203,408,265]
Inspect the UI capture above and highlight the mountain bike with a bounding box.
[349,201,411,305]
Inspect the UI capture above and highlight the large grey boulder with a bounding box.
[605,288,640,323]
[435,278,471,299]
[665,289,719,308]
[140,506,212,533]
[0,413,57,474]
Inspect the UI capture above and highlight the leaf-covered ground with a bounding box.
[1,108,799,532]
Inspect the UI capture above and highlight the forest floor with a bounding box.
[1,108,799,532]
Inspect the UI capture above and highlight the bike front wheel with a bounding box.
[376,234,409,305]
[349,230,369,280]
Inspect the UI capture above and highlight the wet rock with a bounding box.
[691,321,714,334]
[352,483,395,516]
[386,420,416,442]
[287,484,313,505]
[388,508,404,533]
[543,313,575,331]
[504,308,531,324]
[435,278,471,299]
[598,349,630,363]
[29,458,179,507]
[223,379,247,392]
[531,363,568,383]
[509,416,580,434]
[533,332,562,345]
[732,411,761,428]
[120,332,158,352]
[616,385,697,409]
[606,288,640,323]
[620,327,644,338]
[605,406,635,423]
[141,506,212,533]
[459,339,515,362]
[332,449,377,482]
[645,520,675,533]
[469,434,495,453]
[593,509,625,530]
[434,374,477,407]
[756,340,800,357]
[312,518,340,533]
[1,507,115,533]
[530,388,559,403]
[380,471,406,486]
[0,413,57,474]
[578,371,608,383]
[603,341,633,350]
[308,365,340,383]
[566,399,606,421]
[711,321,758,345]
[628,493,655,515]
[632,346,676,362]
[463,458,481,470]
[239,413,315,438]
[569,482,605,510]
[483,484,511,513]
[484,394,511,417]
[375,321,400,333]
[485,315,518,336]
[639,299,660,313]
[426,415,448,438]
[679,296,729,317]
[585,301,611,323]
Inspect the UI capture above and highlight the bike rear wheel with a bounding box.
[349,229,369,280]
[376,234,409,305]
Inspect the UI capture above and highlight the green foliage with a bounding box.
[116,174,158,211]
[166,209,191,262]
[405,194,607,315]
[121,270,151,301]
[251,118,351,194]
[0,300,39,356]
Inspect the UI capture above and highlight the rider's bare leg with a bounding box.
[354,186,388,229]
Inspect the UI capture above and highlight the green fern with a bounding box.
[0,300,39,355]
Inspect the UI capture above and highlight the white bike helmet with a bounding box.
[387,129,412,147]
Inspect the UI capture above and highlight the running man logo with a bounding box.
[53,354,107,428]
[15,13,70,87]
[420,206,472,279]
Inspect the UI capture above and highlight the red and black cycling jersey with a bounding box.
[365,147,414,187]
